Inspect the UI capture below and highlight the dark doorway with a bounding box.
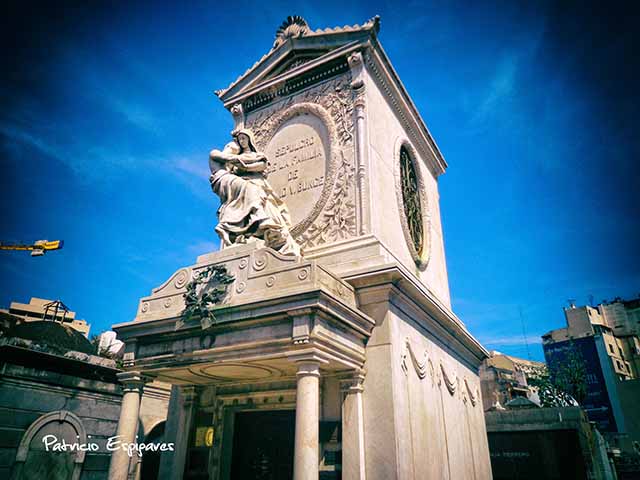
[141,421,165,480]
[488,430,587,480]
[230,410,295,480]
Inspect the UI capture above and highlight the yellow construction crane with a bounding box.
[0,240,64,257]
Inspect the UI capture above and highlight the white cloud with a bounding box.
[155,153,213,201]
[479,334,543,346]
[1,116,141,183]
[0,123,66,165]
[171,155,209,178]
[106,97,162,134]
[464,23,545,132]
[472,54,518,124]
[186,240,217,255]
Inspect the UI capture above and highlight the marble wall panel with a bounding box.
[361,304,492,480]
[364,68,451,307]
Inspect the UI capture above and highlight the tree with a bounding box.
[529,342,588,408]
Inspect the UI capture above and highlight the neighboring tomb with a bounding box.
[112,15,491,480]
[0,321,170,480]
[486,406,617,480]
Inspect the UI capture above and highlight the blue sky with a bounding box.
[1,0,638,362]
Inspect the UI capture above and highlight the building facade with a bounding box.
[542,299,640,461]
[479,351,545,411]
[110,16,492,480]
[1,297,91,337]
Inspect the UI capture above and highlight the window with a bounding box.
[399,146,424,256]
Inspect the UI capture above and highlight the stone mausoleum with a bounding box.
[111,15,492,480]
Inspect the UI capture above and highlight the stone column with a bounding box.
[158,385,197,479]
[293,361,321,480]
[348,51,370,235]
[108,371,146,480]
[341,372,366,480]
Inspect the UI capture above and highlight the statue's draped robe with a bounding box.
[210,142,300,256]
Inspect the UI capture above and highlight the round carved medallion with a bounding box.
[250,102,341,238]
[265,113,328,227]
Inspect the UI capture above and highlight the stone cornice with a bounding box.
[222,40,361,109]
[217,22,447,178]
[1,368,122,399]
[0,342,120,382]
[114,288,375,342]
[344,263,489,365]
[365,40,447,177]
[217,16,379,101]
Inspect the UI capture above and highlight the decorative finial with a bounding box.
[369,15,381,34]
[273,15,310,49]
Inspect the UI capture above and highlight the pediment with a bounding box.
[214,15,447,176]
[263,48,332,79]
[216,16,379,104]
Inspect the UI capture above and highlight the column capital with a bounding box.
[285,348,329,365]
[286,351,330,375]
[116,371,150,393]
[296,362,321,379]
[180,385,198,407]
[340,370,366,394]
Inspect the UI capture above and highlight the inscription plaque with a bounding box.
[265,113,329,227]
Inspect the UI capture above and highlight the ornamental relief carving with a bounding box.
[440,361,458,395]
[400,337,432,381]
[247,75,354,148]
[464,378,480,407]
[245,75,356,249]
[299,149,355,248]
[400,338,478,407]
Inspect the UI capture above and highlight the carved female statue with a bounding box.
[209,129,301,256]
